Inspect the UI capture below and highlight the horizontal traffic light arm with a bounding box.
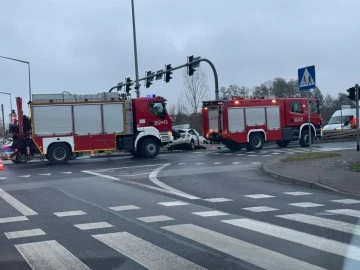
[108,58,220,100]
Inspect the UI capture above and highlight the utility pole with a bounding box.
[1,104,5,144]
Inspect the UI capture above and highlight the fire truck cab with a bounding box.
[202,96,322,151]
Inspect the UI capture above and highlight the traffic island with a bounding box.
[263,150,360,197]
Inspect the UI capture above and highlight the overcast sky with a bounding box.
[1,0,360,118]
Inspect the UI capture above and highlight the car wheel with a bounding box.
[189,140,195,151]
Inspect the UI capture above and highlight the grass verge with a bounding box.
[350,162,360,172]
[281,152,340,162]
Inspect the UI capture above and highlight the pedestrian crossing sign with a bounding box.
[298,65,316,91]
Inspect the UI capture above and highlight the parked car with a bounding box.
[168,129,208,150]
[1,139,14,159]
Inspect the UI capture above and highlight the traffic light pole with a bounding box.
[356,84,359,151]
[109,58,219,99]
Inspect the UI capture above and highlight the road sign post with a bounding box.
[298,65,316,153]
[356,84,359,151]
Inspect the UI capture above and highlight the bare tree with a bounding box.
[182,67,210,115]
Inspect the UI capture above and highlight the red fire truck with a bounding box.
[202,96,322,151]
[9,92,172,164]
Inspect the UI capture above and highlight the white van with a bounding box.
[323,108,356,131]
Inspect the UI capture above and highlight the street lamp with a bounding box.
[131,0,140,98]
[0,91,12,112]
[0,55,32,102]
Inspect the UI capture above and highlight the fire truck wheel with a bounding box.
[276,140,290,148]
[247,133,264,151]
[300,130,314,147]
[140,138,160,158]
[47,143,71,164]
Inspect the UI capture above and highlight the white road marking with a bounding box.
[224,153,233,155]
[232,162,242,165]
[15,240,90,270]
[93,232,205,270]
[0,177,7,180]
[244,194,275,199]
[289,202,324,208]
[236,153,245,156]
[222,218,360,262]
[149,163,200,200]
[192,210,229,217]
[326,209,360,218]
[74,222,113,230]
[38,173,51,176]
[251,162,262,165]
[137,215,175,223]
[271,152,281,155]
[242,206,278,212]
[214,162,223,165]
[0,216,28,224]
[196,163,204,165]
[284,192,313,196]
[109,205,140,211]
[331,199,360,204]
[178,163,187,165]
[203,197,233,203]
[54,210,86,217]
[0,188,38,216]
[158,201,189,207]
[18,175,31,178]
[61,171,72,174]
[277,213,360,236]
[82,170,120,180]
[163,224,325,270]
[263,155,271,157]
[5,228,46,239]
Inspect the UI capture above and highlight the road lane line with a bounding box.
[331,199,360,204]
[222,218,360,262]
[192,211,229,217]
[213,162,223,165]
[0,188,37,216]
[244,194,275,199]
[158,201,189,207]
[137,215,175,223]
[54,210,86,217]
[93,232,205,270]
[0,216,28,224]
[15,240,90,270]
[162,224,325,270]
[149,163,200,200]
[5,228,46,239]
[74,222,113,230]
[289,202,324,208]
[0,177,7,180]
[38,173,51,176]
[203,198,233,203]
[326,209,360,217]
[284,192,313,196]
[277,213,360,236]
[81,170,120,180]
[242,206,278,212]
[18,175,31,178]
[109,205,140,211]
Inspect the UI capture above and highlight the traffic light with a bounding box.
[187,55,200,76]
[164,64,173,83]
[347,87,356,100]
[125,77,132,93]
[187,55,195,76]
[145,71,153,88]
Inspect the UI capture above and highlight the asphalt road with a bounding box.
[0,141,359,270]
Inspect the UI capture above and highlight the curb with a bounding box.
[262,157,360,197]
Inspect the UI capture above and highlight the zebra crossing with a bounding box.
[207,145,353,157]
[2,194,360,269]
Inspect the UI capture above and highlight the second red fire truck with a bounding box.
[202,96,322,151]
[9,92,173,164]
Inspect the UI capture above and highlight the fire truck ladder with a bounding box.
[218,103,223,134]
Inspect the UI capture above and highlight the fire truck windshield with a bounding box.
[150,102,167,118]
